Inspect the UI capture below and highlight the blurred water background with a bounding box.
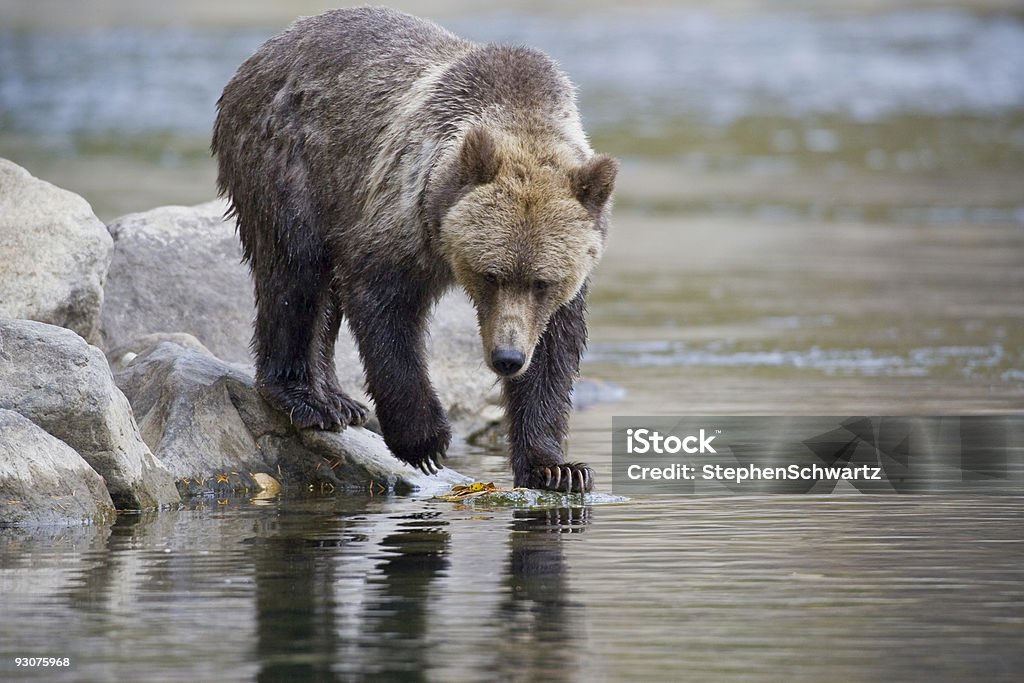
[1,2,1022,681]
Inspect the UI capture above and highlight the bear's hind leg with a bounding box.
[319,288,369,427]
[251,242,353,431]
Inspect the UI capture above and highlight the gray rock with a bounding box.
[0,409,116,527]
[0,159,112,344]
[100,200,495,431]
[115,339,469,497]
[101,200,252,363]
[106,331,215,374]
[0,319,180,510]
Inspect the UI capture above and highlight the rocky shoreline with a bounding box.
[1,158,509,526]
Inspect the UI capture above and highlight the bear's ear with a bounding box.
[571,154,618,214]
[423,128,501,232]
[459,127,501,186]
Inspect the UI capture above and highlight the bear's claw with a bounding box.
[387,427,450,477]
[533,463,593,493]
[287,401,343,431]
[326,390,369,427]
[417,455,443,476]
[259,381,367,432]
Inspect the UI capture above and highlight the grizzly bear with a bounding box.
[212,7,616,493]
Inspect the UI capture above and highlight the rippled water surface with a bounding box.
[3,487,1023,682]
[2,4,1023,681]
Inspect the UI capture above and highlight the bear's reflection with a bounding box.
[492,506,590,681]
[250,504,590,681]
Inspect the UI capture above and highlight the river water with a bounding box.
[1,4,1023,681]
[2,490,1022,682]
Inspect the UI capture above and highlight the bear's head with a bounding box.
[433,127,618,379]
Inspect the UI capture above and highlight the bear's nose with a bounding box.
[491,348,525,376]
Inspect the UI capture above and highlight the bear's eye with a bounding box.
[533,280,550,296]
[483,272,500,287]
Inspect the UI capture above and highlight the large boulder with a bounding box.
[114,339,469,497]
[100,200,495,430]
[0,409,116,527]
[101,200,253,364]
[0,159,112,345]
[0,319,180,510]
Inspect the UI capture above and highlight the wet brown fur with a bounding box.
[212,7,616,491]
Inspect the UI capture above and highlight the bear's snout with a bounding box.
[491,348,526,376]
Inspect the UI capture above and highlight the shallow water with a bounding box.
[1,4,1023,681]
[3,486,1022,682]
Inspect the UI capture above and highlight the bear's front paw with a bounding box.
[386,426,451,476]
[520,463,594,493]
